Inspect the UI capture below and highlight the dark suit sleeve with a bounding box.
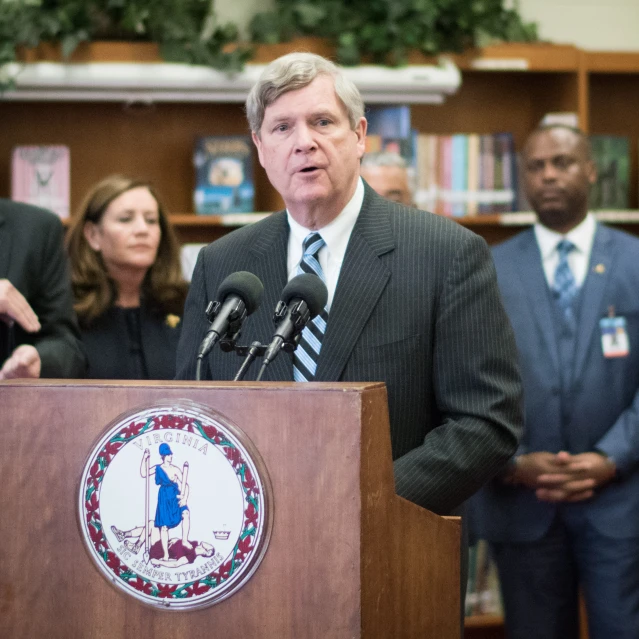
[393,231,523,514]
[175,249,213,380]
[30,215,86,378]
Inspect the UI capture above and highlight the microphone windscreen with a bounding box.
[216,271,264,315]
[281,273,328,318]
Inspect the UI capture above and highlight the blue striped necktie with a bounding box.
[293,232,329,382]
[553,239,578,322]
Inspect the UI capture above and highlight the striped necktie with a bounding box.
[293,232,329,382]
[553,239,578,322]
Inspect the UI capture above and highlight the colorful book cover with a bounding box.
[589,135,630,210]
[365,105,414,166]
[438,135,453,217]
[451,134,468,217]
[478,135,495,215]
[415,133,438,212]
[11,145,70,219]
[495,132,517,213]
[365,105,411,139]
[193,136,254,215]
[466,134,481,216]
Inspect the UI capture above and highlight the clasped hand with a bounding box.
[507,451,616,503]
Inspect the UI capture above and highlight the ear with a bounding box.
[252,131,265,169]
[355,117,368,160]
[83,221,101,252]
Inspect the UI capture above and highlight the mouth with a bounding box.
[297,165,321,174]
[539,189,563,199]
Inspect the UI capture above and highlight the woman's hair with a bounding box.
[66,175,188,326]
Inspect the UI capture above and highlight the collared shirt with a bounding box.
[286,178,365,311]
[534,213,597,289]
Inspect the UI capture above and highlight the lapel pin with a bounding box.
[165,314,181,328]
[594,263,605,274]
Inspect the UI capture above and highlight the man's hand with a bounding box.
[0,344,42,379]
[535,451,616,503]
[0,279,40,332]
[508,451,571,489]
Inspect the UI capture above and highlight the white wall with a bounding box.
[517,0,639,51]
[216,0,639,51]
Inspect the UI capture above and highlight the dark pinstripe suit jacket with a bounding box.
[176,184,523,515]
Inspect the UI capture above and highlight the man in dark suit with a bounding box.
[471,125,639,639]
[176,52,522,518]
[0,199,86,379]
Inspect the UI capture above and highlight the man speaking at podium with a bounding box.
[176,53,522,524]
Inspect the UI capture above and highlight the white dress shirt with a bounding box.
[286,178,365,311]
[534,213,597,289]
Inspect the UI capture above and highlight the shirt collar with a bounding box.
[286,178,365,255]
[534,213,597,260]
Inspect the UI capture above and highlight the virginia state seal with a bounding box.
[78,400,272,610]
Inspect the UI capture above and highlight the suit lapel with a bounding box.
[0,206,13,279]
[573,224,612,378]
[315,187,394,381]
[247,212,292,381]
[516,230,560,375]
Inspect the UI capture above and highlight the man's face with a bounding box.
[253,75,366,227]
[360,164,413,206]
[522,128,596,233]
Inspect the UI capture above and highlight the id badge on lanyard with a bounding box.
[600,306,630,358]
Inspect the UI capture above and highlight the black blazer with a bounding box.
[81,304,182,380]
[176,185,523,514]
[0,199,86,377]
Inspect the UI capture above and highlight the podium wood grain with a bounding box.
[0,380,460,638]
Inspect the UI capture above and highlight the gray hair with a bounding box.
[360,151,408,169]
[245,52,365,135]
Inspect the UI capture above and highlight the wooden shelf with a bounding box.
[465,614,504,628]
[3,44,639,243]
[452,43,582,73]
[585,51,639,73]
[164,210,639,230]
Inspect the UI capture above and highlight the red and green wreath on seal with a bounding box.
[83,412,261,600]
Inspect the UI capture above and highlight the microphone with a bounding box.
[259,273,328,374]
[197,271,264,362]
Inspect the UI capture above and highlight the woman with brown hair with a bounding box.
[67,175,188,379]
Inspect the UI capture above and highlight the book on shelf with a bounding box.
[193,135,255,215]
[589,135,630,210]
[364,105,416,166]
[465,539,503,618]
[11,145,70,219]
[413,132,517,217]
[180,243,207,282]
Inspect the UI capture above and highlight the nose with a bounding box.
[132,214,150,234]
[293,123,317,153]
[541,161,558,181]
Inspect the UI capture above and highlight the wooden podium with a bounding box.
[0,380,460,638]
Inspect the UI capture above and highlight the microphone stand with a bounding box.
[233,341,267,381]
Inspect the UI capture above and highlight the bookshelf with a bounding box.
[2,44,630,638]
[1,43,638,247]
